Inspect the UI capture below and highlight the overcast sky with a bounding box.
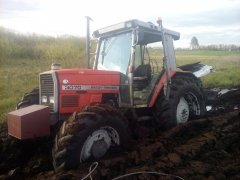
[0,0,240,47]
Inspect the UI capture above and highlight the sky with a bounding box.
[0,0,240,48]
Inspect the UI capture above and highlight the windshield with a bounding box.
[97,32,132,74]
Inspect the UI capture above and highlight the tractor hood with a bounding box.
[55,68,120,93]
[39,68,120,114]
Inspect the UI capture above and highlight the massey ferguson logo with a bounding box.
[62,79,69,84]
[62,85,119,91]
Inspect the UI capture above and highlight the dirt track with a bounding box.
[0,111,240,179]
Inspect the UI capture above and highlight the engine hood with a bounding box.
[55,68,121,93]
[56,68,120,75]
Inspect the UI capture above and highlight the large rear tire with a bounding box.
[154,76,206,130]
[16,87,39,109]
[52,104,130,171]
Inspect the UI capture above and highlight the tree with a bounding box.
[190,36,199,50]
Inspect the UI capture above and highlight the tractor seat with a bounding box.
[133,64,152,90]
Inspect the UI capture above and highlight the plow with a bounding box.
[0,18,240,179]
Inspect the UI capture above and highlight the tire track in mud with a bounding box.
[48,111,240,179]
[0,111,240,179]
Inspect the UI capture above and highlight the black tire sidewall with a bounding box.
[64,113,129,169]
[170,82,205,121]
[17,87,39,109]
[154,76,206,130]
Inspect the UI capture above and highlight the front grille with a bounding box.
[40,73,54,111]
[62,95,79,107]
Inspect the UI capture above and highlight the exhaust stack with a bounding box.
[85,16,93,69]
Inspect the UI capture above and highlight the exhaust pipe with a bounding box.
[85,16,93,69]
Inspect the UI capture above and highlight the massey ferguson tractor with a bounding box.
[8,19,207,170]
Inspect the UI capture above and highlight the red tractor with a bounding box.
[8,19,206,170]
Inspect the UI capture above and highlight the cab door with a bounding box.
[132,45,152,106]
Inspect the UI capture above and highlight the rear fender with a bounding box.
[175,71,203,87]
[178,62,214,78]
[149,71,176,107]
[149,71,201,107]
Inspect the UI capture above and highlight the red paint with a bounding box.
[8,105,50,139]
[149,71,176,107]
[56,69,120,114]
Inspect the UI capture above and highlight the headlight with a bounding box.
[49,96,54,104]
[42,96,47,103]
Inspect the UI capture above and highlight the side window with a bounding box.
[134,45,143,69]
[97,33,132,75]
[147,43,164,75]
[143,46,150,65]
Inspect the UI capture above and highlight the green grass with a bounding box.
[0,27,88,122]
[0,57,86,123]
[1,50,239,124]
[1,27,239,125]
[0,27,239,123]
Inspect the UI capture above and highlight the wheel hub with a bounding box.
[80,126,121,162]
[91,139,109,159]
[176,97,189,124]
[80,129,111,162]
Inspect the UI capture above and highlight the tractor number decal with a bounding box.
[62,85,119,91]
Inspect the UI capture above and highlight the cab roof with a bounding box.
[93,19,180,41]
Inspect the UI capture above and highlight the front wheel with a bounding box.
[52,104,130,171]
[154,76,206,130]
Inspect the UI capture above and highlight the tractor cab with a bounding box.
[93,19,180,107]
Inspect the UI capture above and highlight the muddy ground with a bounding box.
[0,110,240,180]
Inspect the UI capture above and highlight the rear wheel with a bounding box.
[16,87,39,109]
[154,76,206,129]
[52,104,130,171]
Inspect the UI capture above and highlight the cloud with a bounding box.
[166,5,240,28]
[163,1,240,47]
[0,0,239,47]
[1,0,41,20]
[1,0,40,11]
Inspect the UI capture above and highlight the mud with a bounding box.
[0,111,240,180]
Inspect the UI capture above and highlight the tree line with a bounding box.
[190,36,240,51]
[0,27,86,61]
[1,27,239,61]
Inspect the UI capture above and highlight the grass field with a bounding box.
[0,50,240,123]
[176,50,240,88]
[0,56,85,122]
